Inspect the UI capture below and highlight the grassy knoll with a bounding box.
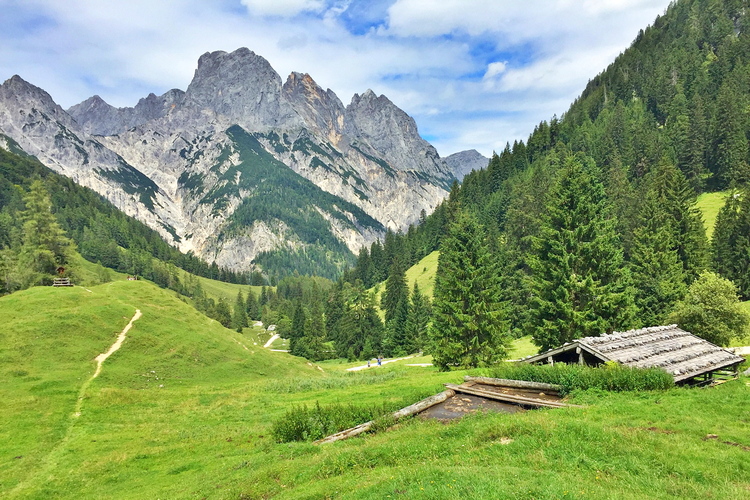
[2,281,749,499]
[696,191,727,240]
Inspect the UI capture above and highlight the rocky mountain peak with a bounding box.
[1,75,61,112]
[444,149,489,181]
[283,71,347,143]
[184,47,298,130]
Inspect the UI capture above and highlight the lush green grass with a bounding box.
[2,282,749,499]
[189,272,266,305]
[372,250,439,315]
[509,336,539,359]
[405,250,439,298]
[696,191,728,240]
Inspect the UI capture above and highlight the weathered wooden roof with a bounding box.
[522,325,745,383]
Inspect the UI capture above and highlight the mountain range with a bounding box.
[0,47,485,277]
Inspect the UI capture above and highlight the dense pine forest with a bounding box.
[340,0,750,364]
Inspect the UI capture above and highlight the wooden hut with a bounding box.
[521,325,745,384]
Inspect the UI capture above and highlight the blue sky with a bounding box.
[0,0,672,157]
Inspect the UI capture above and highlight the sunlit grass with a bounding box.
[696,191,728,240]
[2,281,749,499]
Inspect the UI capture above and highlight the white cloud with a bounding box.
[484,61,507,79]
[240,0,326,17]
[0,0,673,156]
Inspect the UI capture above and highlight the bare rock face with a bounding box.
[0,48,455,275]
[68,89,185,136]
[444,149,489,181]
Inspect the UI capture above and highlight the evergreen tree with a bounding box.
[712,188,750,299]
[405,282,431,353]
[245,289,261,321]
[296,300,327,361]
[381,260,409,355]
[232,290,248,332]
[429,210,509,370]
[17,180,74,286]
[213,297,233,328]
[713,73,750,187]
[289,300,306,355]
[335,287,383,360]
[647,160,709,283]
[629,188,687,326]
[527,155,636,351]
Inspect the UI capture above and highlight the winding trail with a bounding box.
[263,333,280,348]
[11,308,142,496]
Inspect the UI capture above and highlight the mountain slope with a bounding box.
[0,47,457,278]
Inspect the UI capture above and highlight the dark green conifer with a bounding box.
[232,290,248,332]
[527,155,636,351]
[429,210,509,370]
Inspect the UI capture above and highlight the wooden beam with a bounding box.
[445,383,582,409]
[464,376,562,394]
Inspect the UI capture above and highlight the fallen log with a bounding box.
[464,376,563,394]
[445,383,582,409]
[314,389,456,444]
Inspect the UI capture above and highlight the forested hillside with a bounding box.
[343,0,750,364]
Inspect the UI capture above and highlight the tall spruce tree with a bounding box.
[429,210,509,370]
[381,260,410,355]
[18,180,74,286]
[527,155,636,351]
[629,188,687,326]
[647,160,709,283]
[232,290,248,332]
[245,290,261,321]
[405,282,431,353]
[712,188,750,299]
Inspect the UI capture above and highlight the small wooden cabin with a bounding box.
[522,325,745,385]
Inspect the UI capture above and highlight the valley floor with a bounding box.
[1,281,748,499]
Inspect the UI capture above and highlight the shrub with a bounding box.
[271,389,436,443]
[486,362,674,395]
[272,402,387,443]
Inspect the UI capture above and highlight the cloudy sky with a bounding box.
[0,0,672,157]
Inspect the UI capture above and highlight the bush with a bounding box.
[271,389,436,443]
[486,362,674,395]
[271,402,386,443]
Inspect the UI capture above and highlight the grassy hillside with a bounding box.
[372,250,439,307]
[696,191,728,240]
[1,281,748,498]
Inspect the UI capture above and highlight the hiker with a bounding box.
[377,356,382,366]
[367,359,371,368]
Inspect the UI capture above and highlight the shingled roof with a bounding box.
[522,325,745,383]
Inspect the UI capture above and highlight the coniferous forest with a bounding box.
[2,0,750,368]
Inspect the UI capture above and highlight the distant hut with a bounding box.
[522,325,745,385]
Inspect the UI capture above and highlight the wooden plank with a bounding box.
[314,389,456,445]
[464,376,562,394]
[446,383,581,409]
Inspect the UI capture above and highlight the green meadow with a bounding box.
[696,191,728,240]
[1,279,748,499]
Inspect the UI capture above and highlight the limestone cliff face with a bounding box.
[0,48,456,274]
